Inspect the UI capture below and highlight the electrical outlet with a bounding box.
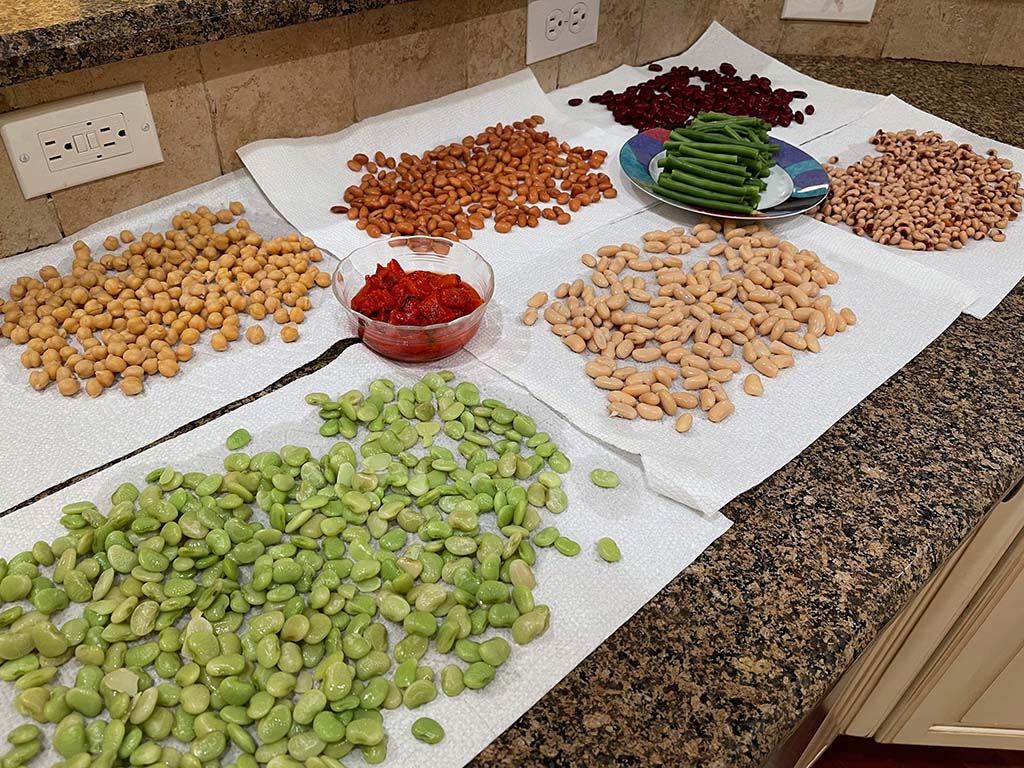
[568,2,588,34]
[526,0,600,64]
[0,83,162,199]
[781,0,875,22]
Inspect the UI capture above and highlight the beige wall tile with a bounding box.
[777,0,896,58]
[557,0,645,87]
[348,0,469,119]
[11,49,220,234]
[711,0,785,53]
[984,4,1024,67]
[530,58,561,92]
[637,0,714,63]
[200,17,355,171]
[467,0,527,87]
[882,0,1003,63]
[1,86,64,258]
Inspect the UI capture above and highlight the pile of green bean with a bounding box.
[654,112,780,215]
[0,371,607,768]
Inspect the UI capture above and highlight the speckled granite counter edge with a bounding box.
[0,0,416,88]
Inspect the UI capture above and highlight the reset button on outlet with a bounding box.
[0,82,162,200]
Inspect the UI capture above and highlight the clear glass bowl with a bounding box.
[333,237,495,362]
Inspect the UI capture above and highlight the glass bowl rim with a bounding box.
[333,236,495,332]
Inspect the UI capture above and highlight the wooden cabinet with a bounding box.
[779,473,1024,767]
[881,473,1024,749]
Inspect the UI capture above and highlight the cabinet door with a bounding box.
[884,477,1024,749]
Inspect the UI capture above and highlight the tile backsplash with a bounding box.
[2,0,1022,258]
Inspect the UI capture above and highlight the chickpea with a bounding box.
[211,332,229,352]
[246,325,266,345]
[280,325,299,343]
[57,377,80,397]
[120,377,144,396]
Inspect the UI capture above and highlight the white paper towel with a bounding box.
[466,205,976,515]
[0,344,730,768]
[548,22,887,147]
[799,95,1024,318]
[0,170,345,512]
[237,70,655,286]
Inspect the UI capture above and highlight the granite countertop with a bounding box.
[5,57,1024,768]
[0,0,415,88]
[469,56,1024,768]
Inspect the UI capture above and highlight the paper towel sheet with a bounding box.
[237,70,655,285]
[0,170,345,513]
[547,22,886,147]
[466,206,976,515]
[0,344,731,768]
[799,95,1024,318]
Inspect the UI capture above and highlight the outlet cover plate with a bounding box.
[0,82,163,199]
[526,0,600,64]
[781,0,875,22]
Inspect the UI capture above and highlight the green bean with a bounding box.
[651,184,756,214]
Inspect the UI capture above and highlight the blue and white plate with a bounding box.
[619,127,830,220]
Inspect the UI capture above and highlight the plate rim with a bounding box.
[619,128,830,221]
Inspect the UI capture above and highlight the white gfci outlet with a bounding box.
[781,0,876,22]
[527,0,600,64]
[0,83,163,199]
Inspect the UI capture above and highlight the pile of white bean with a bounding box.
[523,218,856,431]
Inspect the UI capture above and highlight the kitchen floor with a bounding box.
[818,738,1024,767]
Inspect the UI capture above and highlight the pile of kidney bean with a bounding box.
[574,62,814,131]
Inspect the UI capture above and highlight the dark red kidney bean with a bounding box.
[587,62,815,130]
[794,111,804,124]
[330,205,349,214]
[567,98,583,107]
[805,104,815,115]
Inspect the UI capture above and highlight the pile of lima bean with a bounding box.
[0,371,620,768]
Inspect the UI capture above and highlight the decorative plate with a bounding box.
[619,127,830,220]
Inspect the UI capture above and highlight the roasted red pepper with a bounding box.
[351,260,484,326]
